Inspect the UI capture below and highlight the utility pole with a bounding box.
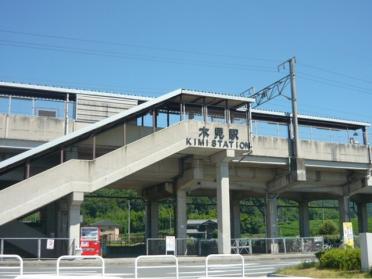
[278,57,300,159]
[288,57,300,159]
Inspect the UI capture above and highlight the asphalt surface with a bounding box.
[0,254,313,278]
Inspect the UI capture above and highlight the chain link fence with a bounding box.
[147,236,324,256]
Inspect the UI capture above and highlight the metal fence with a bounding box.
[0,238,75,259]
[147,236,324,256]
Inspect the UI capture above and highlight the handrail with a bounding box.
[135,255,178,279]
[56,255,105,277]
[0,254,23,275]
[206,254,244,278]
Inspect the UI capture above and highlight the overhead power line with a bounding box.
[300,62,372,85]
[0,27,278,63]
[0,39,277,73]
[297,74,372,96]
[298,71,372,95]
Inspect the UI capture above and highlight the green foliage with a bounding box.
[298,261,317,269]
[318,220,339,235]
[319,248,361,271]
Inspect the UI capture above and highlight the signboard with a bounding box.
[343,222,354,248]
[165,236,176,254]
[186,126,251,151]
[46,239,55,250]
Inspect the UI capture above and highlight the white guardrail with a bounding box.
[0,254,23,276]
[206,254,244,278]
[135,255,179,279]
[56,255,105,277]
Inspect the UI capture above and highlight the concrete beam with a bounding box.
[211,149,236,164]
[142,182,174,200]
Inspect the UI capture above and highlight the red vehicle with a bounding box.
[80,227,101,256]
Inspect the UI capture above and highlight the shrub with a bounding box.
[318,220,338,235]
[319,248,360,270]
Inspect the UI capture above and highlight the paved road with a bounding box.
[0,258,303,278]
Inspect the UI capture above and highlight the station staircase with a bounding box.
[0,121,194,226]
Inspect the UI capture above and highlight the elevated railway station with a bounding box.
[0,81,371,256]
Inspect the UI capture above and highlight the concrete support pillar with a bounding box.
[41,203,57,237]
[216,160,231,254]
[357,202,369,233]
[145,200,159,239]
[176,190,187,239]
[176,189,187,255]
[339,196,350,237]
[57,199,69,238]
[68,192,84,254]
[265,194,278,238]
[230,199,241,239]
[299,200,310,237]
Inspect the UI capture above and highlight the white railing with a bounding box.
[206,254,244,278]
[0,254,23,276]
[56,255,105,277]
[135,255,179,279]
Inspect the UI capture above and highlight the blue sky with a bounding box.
[0,1,371,135]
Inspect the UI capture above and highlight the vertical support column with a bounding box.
[230,198,241,239]
[32,98,36,116]
[145,200,159,239]
[265,194,278,238]
[64,93,70,135]
[216,160,231,254]
[92,136,96,160]
[176,189,187,255]
[167,110,170,127]
[25,160,30,179]
[179,95,184,121]
[246,102,252,147]
[202,97,207,123]
[339,196,350,237]
[357,202,369,233]
[60,148,64,164]
[363,127,368,145]
[123,122,127,146]
[152,109,157,133]
[68,192,84,255]
[224,100,230,125]
[299,200,310,237]
[176,190,187,239]
[8,95,12,114]
[41,202,57,237]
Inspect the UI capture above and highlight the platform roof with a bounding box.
[0,81,152,102]
[252,109,370,130]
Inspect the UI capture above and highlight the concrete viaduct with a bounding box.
[0,82,371,255]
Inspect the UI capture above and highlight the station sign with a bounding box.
[186,125,251,150]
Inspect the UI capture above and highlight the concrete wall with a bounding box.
[0,114,75,142]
